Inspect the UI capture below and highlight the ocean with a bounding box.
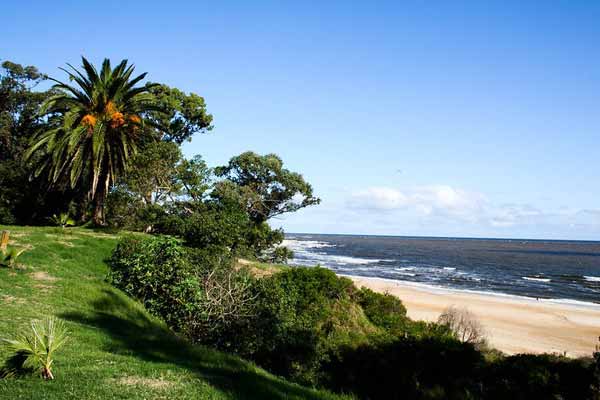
[283,234,600,306]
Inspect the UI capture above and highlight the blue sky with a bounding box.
[3,1,600,239]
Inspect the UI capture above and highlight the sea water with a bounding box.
[283,234,600,305]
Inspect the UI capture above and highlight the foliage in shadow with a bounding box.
[324,336,484,400]
[323,337,600,400]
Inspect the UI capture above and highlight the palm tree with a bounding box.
[2,317,69,379]
[26,57,156,225]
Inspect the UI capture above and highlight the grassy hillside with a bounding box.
[0,226,346,400]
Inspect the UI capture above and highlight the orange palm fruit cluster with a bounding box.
[81,114,97,131]
[110,112,125,129]
[104,101,118,115]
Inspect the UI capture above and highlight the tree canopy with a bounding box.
[143,83,213,144]
[214,151,320,224]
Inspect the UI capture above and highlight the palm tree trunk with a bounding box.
[92,192,105,226]
[92,174,110,226]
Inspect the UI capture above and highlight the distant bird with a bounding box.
[396,169,403,174]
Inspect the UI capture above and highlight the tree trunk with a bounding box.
[92,192,105,226]
[92,174,110,226]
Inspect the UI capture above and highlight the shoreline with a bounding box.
[344,274,600,357]
[340,274,600,310]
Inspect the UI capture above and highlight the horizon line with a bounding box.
[284,231,600,243]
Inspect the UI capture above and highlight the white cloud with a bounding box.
[350,187,409,210]
[350,185,487,221]
[348,185,600,233]
[489,204,543,227]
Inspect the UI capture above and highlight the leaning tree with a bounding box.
[26,57,157,224]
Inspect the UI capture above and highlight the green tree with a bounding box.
[214,151,320,224]
[122,141,183,205]
[0,61,54,224]
[118,142,211,206]
[174,155,212,202]
[0,61,50,158]
[144,83,213,144]
[26,57,158,225]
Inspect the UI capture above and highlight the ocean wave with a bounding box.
[387,270,417,277]
[282,239,335,249]
[291,253,386,266]
[584,276,600,282]
[523,276,551,283]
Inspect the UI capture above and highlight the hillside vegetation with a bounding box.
[0,226,345,400]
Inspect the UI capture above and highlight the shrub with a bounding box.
[242,267,374,385]
[1,317,69,380]
[107,236,256,348]
[247,223,285,257]
[108,236,201,333]
[354,287,409,335]
[155,202,253,255]
[484,353,598,399]
[184,247,258,348]
[324,335,484,399]
[438,306,486,347]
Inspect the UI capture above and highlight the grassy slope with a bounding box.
[0,226,346,400]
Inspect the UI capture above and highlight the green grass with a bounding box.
[0,226,347,400]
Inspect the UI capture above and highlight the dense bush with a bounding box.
[324,336,484,399]
[153,202,287,259]
[107,236,200,333]
[354,287,408,334]
[325,340,600,399]
[243,267,375,385]
[155,203,253,257]
[482,353,599,400]
[108,236,256,347]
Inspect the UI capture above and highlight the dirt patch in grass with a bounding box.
[1,295,25,304]
[7,232,28,238]
[75,231,118,239]
[33,284,54,292]
[30,271,58,282]
[6,242,34,251]
[56,240,76,247]
[115,376,175,390]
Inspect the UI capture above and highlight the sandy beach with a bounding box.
[347,275,600,357]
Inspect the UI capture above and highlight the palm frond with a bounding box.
[1,318,69,379]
